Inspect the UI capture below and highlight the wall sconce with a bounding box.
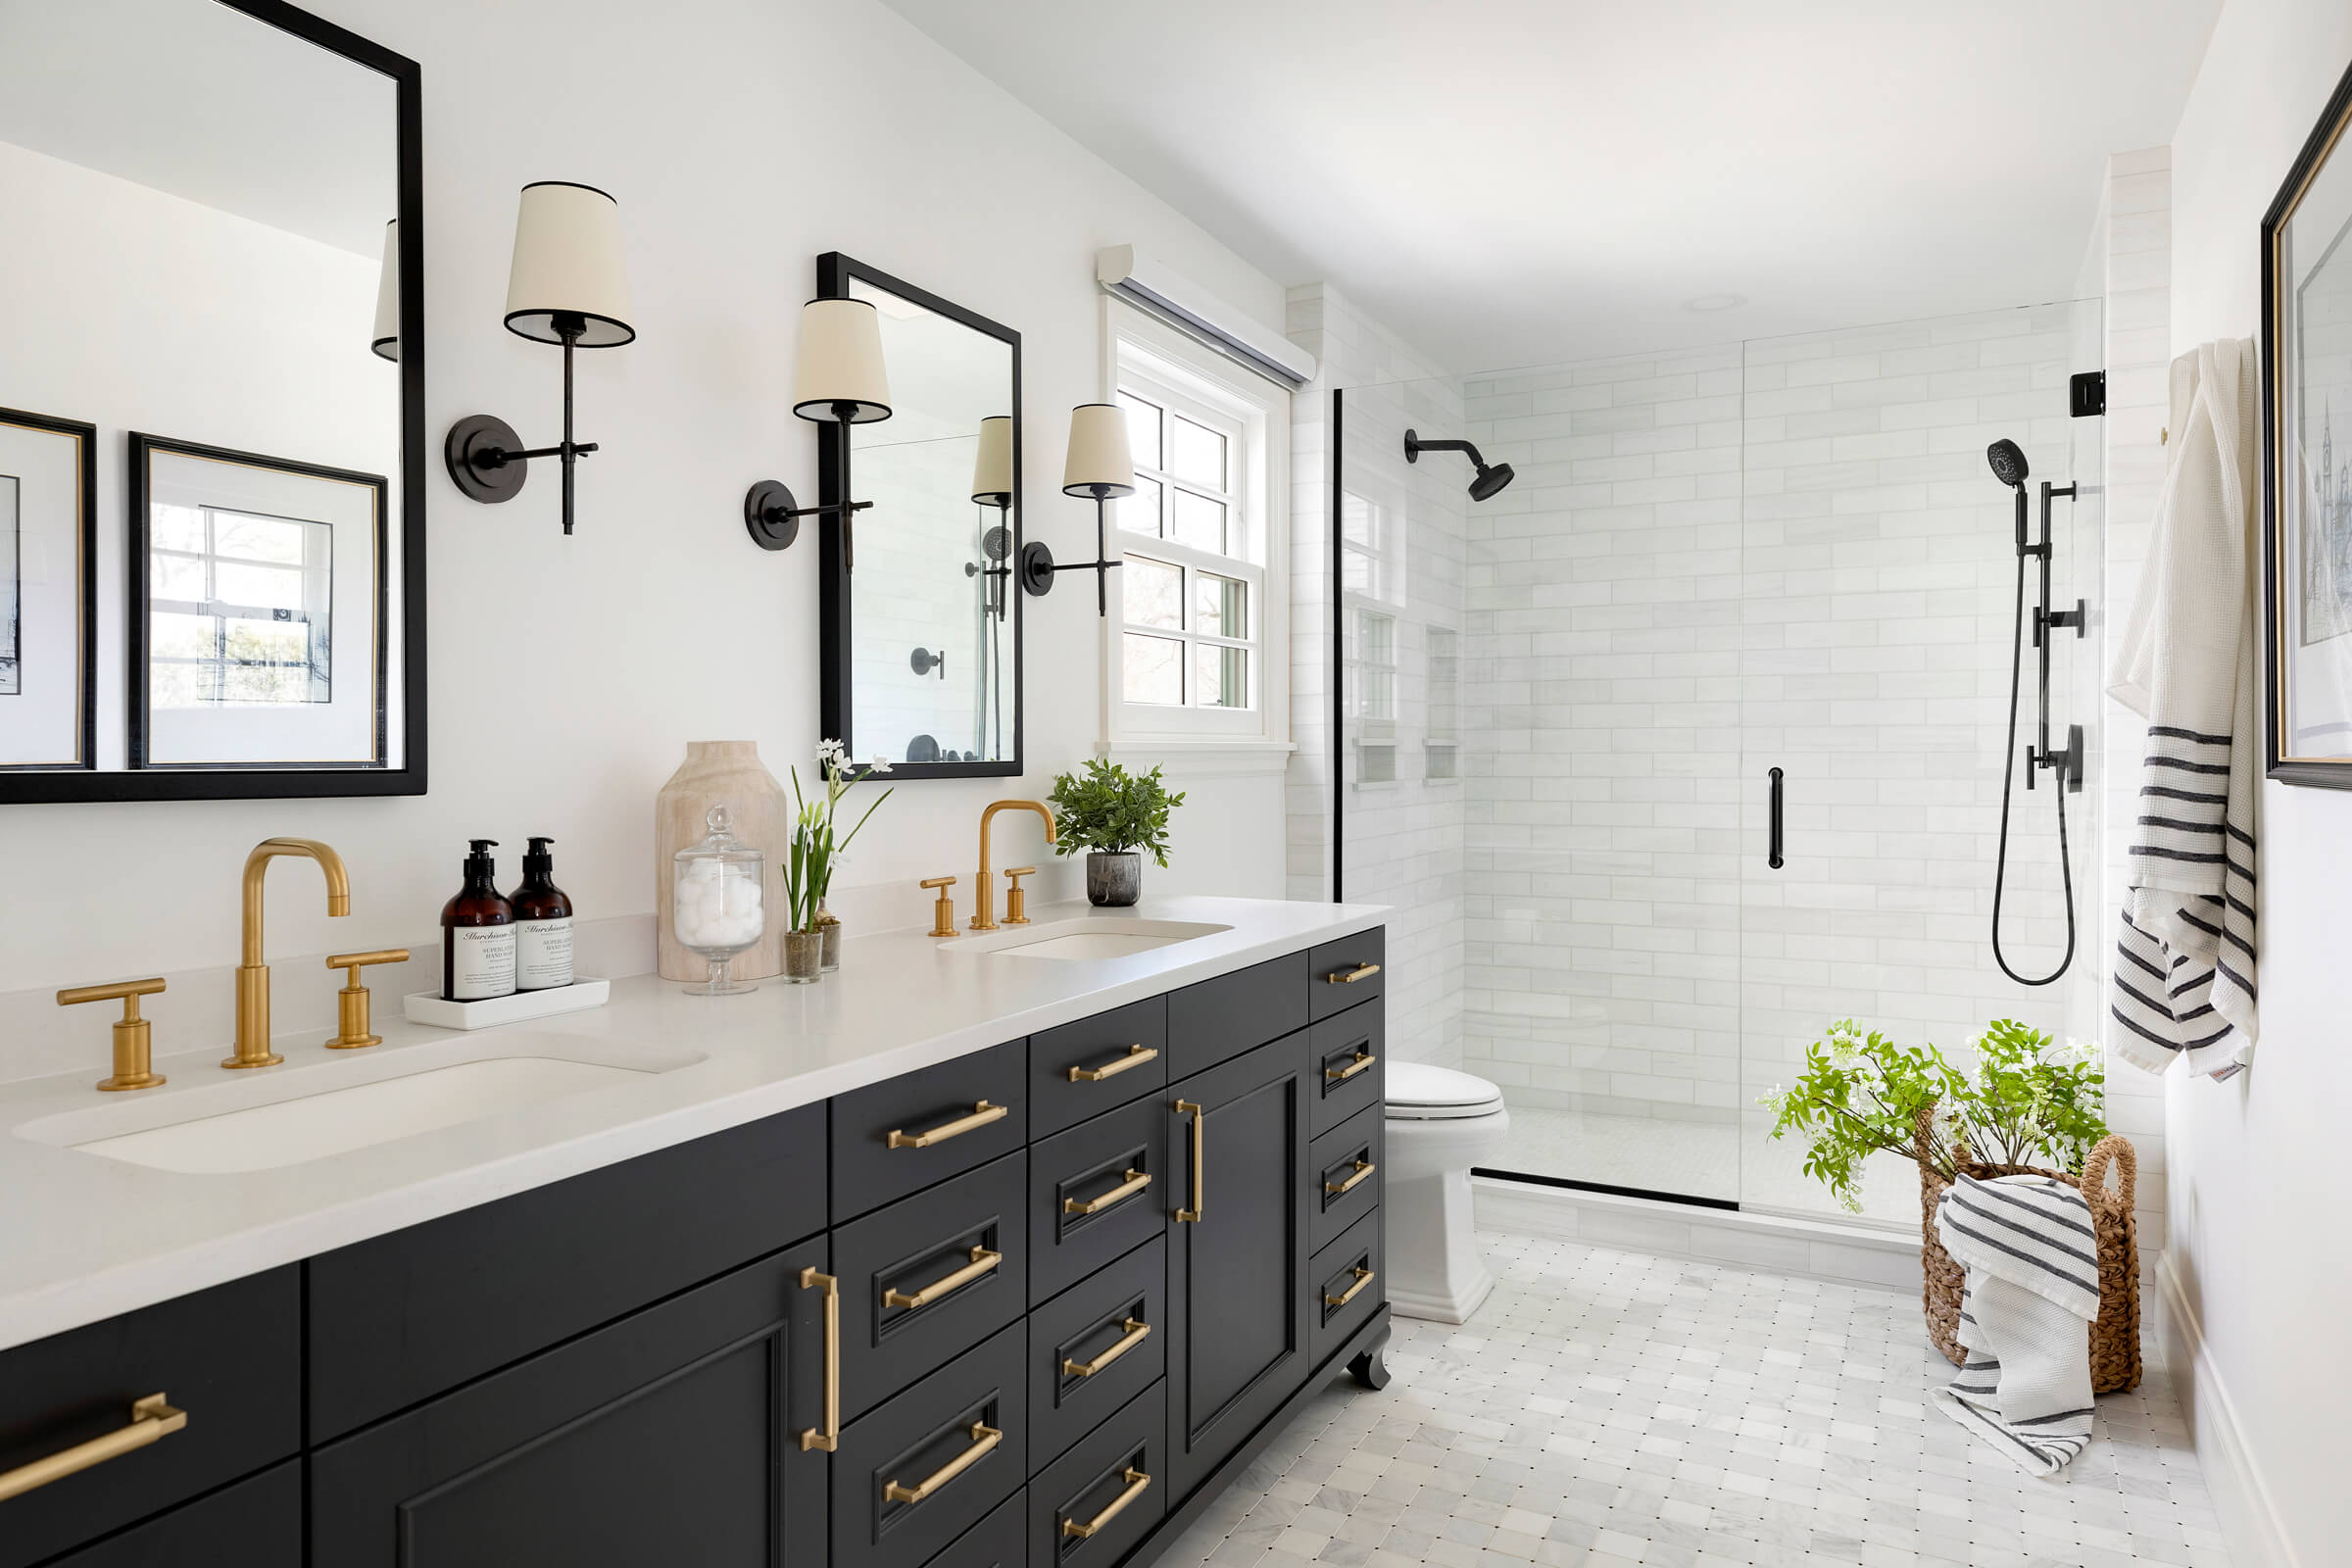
[1020,403,1132,616]
[370,219,399,362]
[444,181,635,535]
[967,414,1014,617]
[743,298,892,561]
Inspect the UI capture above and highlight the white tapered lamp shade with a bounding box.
[972,416,1014,506]
[504,181,635,346]
[794,299,892,422]
[370,220,400,362]
[1062,403,1136,497]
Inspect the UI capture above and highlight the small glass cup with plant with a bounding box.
[780,740,891,979]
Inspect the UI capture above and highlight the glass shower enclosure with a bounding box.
[1331,301,2103,1224]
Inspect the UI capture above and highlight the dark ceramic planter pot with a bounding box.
[1086,851,1142,907]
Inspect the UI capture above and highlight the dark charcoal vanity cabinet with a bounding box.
[0,927,1390,1568]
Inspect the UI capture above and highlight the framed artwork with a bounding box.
[127,434,388,769]
[0,408,97,770]
[2263,56,2352,786]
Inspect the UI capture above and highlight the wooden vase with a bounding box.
[656,741,790,982]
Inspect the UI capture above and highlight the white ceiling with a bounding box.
[881,0,2221,372]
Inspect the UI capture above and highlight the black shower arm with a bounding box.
[1405,434,1492,467]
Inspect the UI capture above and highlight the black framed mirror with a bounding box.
[816,253,1022,779]
[0,0,424,802]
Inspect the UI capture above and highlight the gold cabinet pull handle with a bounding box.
[1324,1265,1376,1308]
[883,1421,1002,1504]
[797,1267,840,1453]
[888,1101,1008,1150]
[883,1246,1002,1309]
[1326,1049,1376,1083]
[1062,1466,1152,1540]
[1064,1169,1152,1216]
[1062,1317,1151,1379]
[1325,1158,1376,1196]
[0,1393,186,1504]
[1325,962,1381,984]
[1175,1100,1205,1223]
[1068,1044,1157,1082]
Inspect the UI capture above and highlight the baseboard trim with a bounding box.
[2158,1253,2300,1568]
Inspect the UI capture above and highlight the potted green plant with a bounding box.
[1047,758,1185,906]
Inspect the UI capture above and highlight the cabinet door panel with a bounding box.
[1164,1035,1311,1498]
[311,1240,829,1568]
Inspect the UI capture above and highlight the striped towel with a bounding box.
[2108,340,2260,1080]
[1932,1174,2101,1476]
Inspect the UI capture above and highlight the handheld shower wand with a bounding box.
[1985,439,2082,987]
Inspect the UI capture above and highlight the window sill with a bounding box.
[1096,737,1298,778]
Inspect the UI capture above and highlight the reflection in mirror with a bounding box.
[0,0,419,799]
[823,257,1021,777]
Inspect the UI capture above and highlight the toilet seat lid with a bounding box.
[1386,1062,1505,1120]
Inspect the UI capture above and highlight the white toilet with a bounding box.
[1383,1062,1510,1324]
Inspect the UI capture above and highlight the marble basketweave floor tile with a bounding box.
[1156,1233,2225,1568]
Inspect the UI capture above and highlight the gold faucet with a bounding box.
[971,801,1055,932]
[230,838,351,1069]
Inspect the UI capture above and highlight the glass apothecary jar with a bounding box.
[671,805,764,995]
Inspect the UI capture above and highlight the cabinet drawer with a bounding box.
[835,1320,1027,1568]
[312,1239,830,1568]
[309,1101,826,1441]
[1027,1241,1164,1476]
[1307,927,1386,1021]
[930,1486,1026,1568]
[1028,1098,1167,1305]
[0,1268,298,1568]
[1309,1209,1385,1367]
[1029,1381,1166,1568]
[1029,998,1168,1138]
[37,1458,299,1568]
[1309,1103,1385,1253]
[833,1039,1029,1223]
[1308,1002,1386,1136]
[838,1151,1029,1420]
[1167,952,1308,1078]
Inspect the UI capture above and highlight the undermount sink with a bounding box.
[948,918,1232,961]
[18,1036,704,1174]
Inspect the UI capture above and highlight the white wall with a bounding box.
[0,0,1296,1023]
[2161,2,2352,1562]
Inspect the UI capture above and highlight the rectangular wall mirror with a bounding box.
[817,253,1022,778]
[0,0,424,802]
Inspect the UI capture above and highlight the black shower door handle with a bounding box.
[1768,766,1784,870]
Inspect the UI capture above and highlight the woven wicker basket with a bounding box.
[1913,1108,2141,1395]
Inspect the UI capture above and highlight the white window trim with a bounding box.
[1100,300,1291,754]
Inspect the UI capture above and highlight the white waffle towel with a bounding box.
[1931,1173,2101,1476]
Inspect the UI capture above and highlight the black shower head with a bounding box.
[1404,428,1516,503]
[1986,438,2030,488]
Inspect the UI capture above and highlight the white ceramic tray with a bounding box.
[402,978,611,1031]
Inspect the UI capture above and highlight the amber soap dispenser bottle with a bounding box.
[510,836,575,992]
[442,839,517,1002]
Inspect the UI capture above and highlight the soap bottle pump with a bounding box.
[510,837,575,992]
[442,839,516,1002]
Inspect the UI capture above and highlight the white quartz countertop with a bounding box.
[0,895,1386,1355]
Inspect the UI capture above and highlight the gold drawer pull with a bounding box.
[1325,1049,1376,1083]
[1324,1265,1375,1308]
[888,1101,1008,1149]
[1325,1158,1376,1196]
[884,1246,1002,1309]
[1324,962,1381,984]
[1064,1169,1152,1216]
[1062,1317,1152,1378]
[1175,1100,1205,1223]
[883,1421,1002,1504]
[1068,1044,1157,1082]
[1062,1466,1152,1540]
[0,1393,186,1504]
[798,1268,840,1453]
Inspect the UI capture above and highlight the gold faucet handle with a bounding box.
[921,877,957,939]
[57,978,168,1093]
[324,949,408,1051]
[1003,866,1036,925]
